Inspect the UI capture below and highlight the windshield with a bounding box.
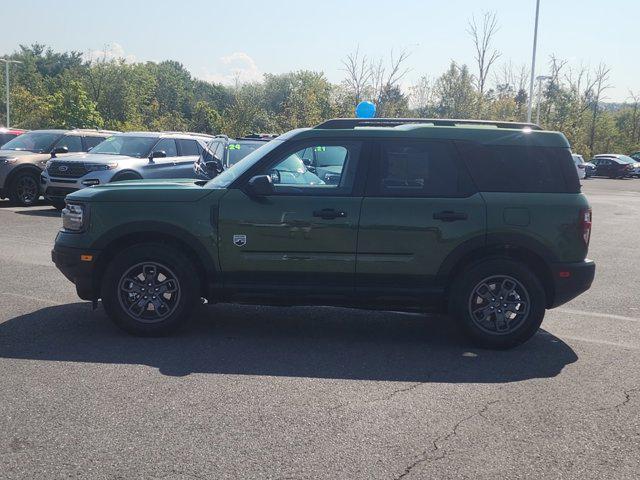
[89,135,158,158]
[207,139,283,188]
[228,140,266,166]
[616,155,636,164]
[1,131,63,153]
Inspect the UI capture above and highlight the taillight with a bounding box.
[580,208,592,247]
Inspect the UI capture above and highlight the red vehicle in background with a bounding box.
[0,128,27,147]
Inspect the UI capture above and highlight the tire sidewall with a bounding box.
[101,243,198,336]
[449,258,546,349]
[10,171,40,206]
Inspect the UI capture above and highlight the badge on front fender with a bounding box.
[233,235,247,247]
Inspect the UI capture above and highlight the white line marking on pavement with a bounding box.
[0,292,63,306]
[555,308,640,324]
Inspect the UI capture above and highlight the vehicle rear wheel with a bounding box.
[9,171,40,206]
[101,243,198,336]
[448,258,546,349]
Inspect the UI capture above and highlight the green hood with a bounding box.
[67,178,216,203]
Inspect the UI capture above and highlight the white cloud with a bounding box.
[199,51,263,85]
[83,43,136,64]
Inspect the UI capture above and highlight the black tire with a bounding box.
[8,171,40,206]
[448,258,546,349]
[51,199,66,211]
[101,243,199,336]
[111,172,142,182]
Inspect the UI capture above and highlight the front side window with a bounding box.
[1,131,63,153]
[89,136,158,158]
[56,135,83,153]
[258,141,361,194]
[372,140,468,197]
[154,138,178,157]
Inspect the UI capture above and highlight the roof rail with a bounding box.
[314,118,542,130]
[160,131,215,138]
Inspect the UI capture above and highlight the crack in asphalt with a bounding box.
[393,400,501,480]
[595,387,639,412]
[328,381,428,411]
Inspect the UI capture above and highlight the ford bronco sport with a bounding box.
[52,118,595,349]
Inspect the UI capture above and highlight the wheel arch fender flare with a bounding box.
[5,164,43,188]
[92,221,218,298]
[438,233,558,302]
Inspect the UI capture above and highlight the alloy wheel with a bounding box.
[117,262,181,323]
[468,275,530,335]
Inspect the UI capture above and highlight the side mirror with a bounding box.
[246,175,275,196]
[50,146,69,158]
[303,158,312,167]
[149,150,167,162]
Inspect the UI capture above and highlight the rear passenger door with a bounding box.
[356,140,486,306]
[174,139,202,178]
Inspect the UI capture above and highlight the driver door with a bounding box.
[141,138,179,178]
[217,140,367,299]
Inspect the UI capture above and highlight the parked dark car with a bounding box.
[589,155,636,178]
[194,134,277,180]
[0,128,27,147]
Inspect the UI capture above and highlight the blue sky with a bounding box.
[3,0,638,101]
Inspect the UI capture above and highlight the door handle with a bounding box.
[313,208,347,220]
[433,210,468,222]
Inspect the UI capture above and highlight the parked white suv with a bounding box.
[572,154,587,180]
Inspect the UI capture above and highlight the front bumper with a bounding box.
[548,259,596,308]
[52,244,100,300]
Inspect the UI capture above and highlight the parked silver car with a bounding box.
[42,131,213,209]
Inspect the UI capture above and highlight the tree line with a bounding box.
[1,20,639,158]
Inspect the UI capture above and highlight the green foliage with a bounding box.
[0,44,637,158]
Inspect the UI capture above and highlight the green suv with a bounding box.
[52,118,595,349]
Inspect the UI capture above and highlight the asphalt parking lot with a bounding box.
[0,178,639,479]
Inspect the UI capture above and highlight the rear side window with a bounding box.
[369,140,473,197]
[457,143,579,193]
[177,139,200,156]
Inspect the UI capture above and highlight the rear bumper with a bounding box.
[548,259,595,308]
[52,244,100,300]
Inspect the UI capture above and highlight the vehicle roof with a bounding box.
[117,131,213,140]
[20,128,118,136]
[288,118,570,148]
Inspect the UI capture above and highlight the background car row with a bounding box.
[1,127,639,208]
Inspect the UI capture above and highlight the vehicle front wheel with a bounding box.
[9,171,40,206]
[50,199,66,211]
[448,258,546,349]
[101,243,199,336]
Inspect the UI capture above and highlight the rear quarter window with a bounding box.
[456,142,579,193]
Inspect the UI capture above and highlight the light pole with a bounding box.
[535,75,551,125]
[0,58,23,128]
[526,0,541,123]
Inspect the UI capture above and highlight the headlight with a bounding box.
[0,158,18,165]
[84,162,118,172]
[62,203,87,232]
